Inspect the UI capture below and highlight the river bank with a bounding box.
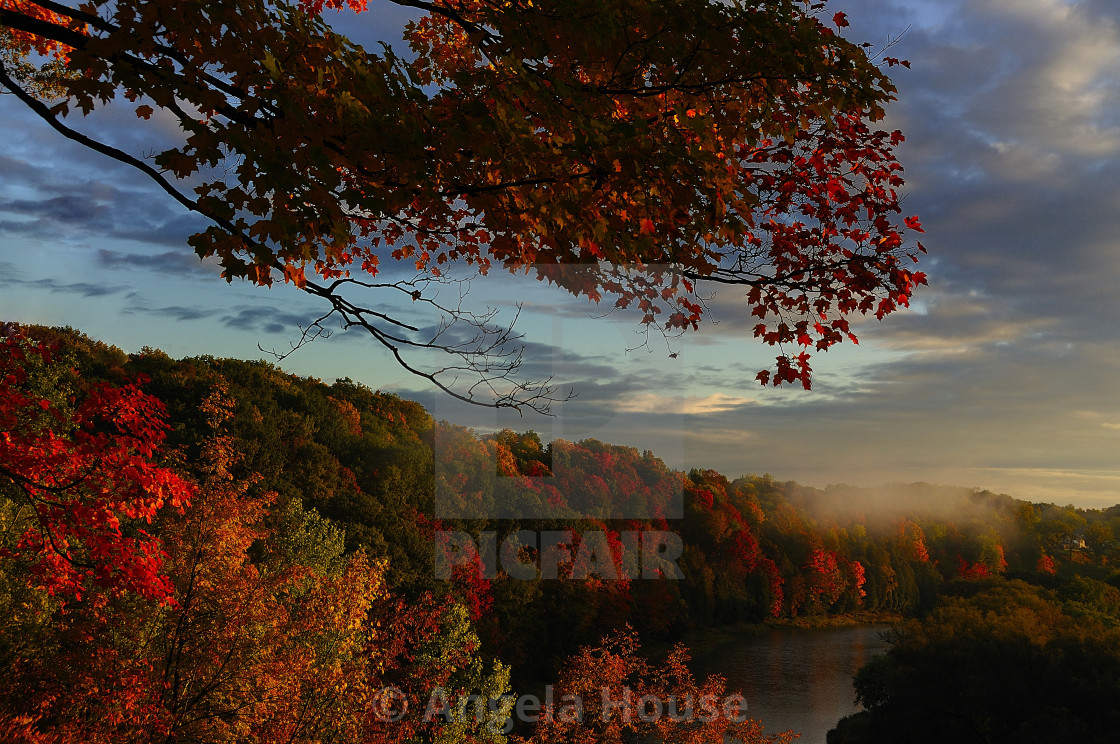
[679,611,902,657]
[689,623,895,744]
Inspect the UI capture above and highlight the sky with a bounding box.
[3,0,1120,507]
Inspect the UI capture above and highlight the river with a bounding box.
[691,624,892,744]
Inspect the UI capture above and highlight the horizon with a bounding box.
[5,0,1120,508]
[11,318,1119,514]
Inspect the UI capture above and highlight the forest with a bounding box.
[5,323,1120,743]
[5,0,1118,740]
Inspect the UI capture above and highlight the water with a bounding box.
[691,625,892,744]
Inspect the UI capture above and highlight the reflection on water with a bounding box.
[691,625,891,744]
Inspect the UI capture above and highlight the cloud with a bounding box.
[0,275,132,299]
[219,305,322,335]
[849,286,1066,355]
[0,260,24,283]
[808,0,1120,407]
[0,147,207,251]
[0,194,109,224]
[122,301,220,323]
[883,0,1120,162]
[0,154,50,190]
[97,248,219,277]
[614,392,755,415]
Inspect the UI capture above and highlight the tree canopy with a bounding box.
[0,0,925,408]
[829,579,1120,744]
[14,324,1120,742]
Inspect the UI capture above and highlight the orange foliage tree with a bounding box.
[0,0,925,407]
[527,629,794,744]
[0,340,509,744]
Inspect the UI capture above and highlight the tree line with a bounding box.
[6,324,1117,743]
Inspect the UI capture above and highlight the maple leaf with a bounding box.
[0,0,925,401]
[0,331,194,604]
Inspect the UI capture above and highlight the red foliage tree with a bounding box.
[849,559,867,604]
[804,548,846,611]
[897,519,930,563]
[957,556,991,580]
[1,358,508,744]
[0,332,194,604]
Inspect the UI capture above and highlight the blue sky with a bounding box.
[4,0,1120,507]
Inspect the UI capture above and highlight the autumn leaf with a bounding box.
[0,0,925,400]
[0,331,194,604]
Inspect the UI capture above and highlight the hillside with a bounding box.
[5,324,1120,742]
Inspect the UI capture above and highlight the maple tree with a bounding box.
[0,355,510,744]
[9,325,1110,742]
[0,331,194,604]
[0,0,925,408]
[529,629,794,744]
[803,547,845,610]
[896,519,930,563]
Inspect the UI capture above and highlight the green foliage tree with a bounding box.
[0,336,510,743]
[830,579,1120,744]
[25,325,1120,740]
